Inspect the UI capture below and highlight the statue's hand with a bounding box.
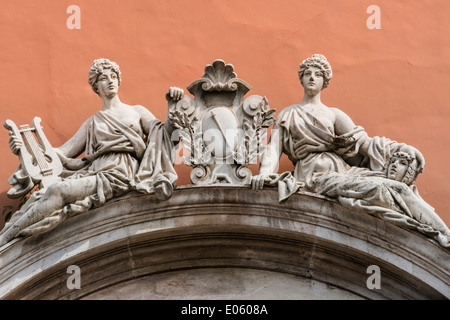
[293,140,328,159]
[333,135,355,148]
[8,133,22,155]
[400,145,425,173]
[251,174,269,191]
[166,87,184,101]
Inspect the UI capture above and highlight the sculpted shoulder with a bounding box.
[277,104,300,118]
[280,104,300,115]
[274,104,300,126]
[129,104,156,121]
[328,106,345,116]
[328,106,354,124]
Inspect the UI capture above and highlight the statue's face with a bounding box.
[96,68,119,98]
[301,66,324,94]
[387,157,409,182]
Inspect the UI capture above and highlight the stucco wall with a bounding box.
[0,0,449,231]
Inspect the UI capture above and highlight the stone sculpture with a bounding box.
[252,54,450,248]
[0,58,180,246]
[1,56,448,249]
[167,59,276,185]
[4,117,63,194]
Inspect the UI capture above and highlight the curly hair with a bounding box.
[88,58,122,94]
[387,151,419,186]
[298,54,333,89]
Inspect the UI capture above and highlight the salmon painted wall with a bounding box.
[0,0,449,230]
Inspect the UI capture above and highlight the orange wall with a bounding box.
[1,0,449,230]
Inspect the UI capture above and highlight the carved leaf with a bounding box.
[202,143,214,165]
[192,131,204,165]
[235,104,275,165]
[262,109,276,128]
[178,129,191,148]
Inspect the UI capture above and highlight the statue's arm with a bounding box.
[333,108,371,151]
[259,124,283,175]
[333,108,364,136]
[333,108,425,172]
[397,144,425,173]
[56,119,89,159]
[133,105,157,137]
[53,119,91,170]
[251,124,283,190]
[165,86,185,137]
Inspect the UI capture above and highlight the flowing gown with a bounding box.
[275,104,449,245]
[67,110,177,206]
[3,110,177,237]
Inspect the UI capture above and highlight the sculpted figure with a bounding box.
[0,58,180,246]
[252,54,450,247]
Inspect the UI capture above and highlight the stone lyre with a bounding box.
[4,117,62,189]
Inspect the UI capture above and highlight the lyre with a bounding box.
[4,117,62,189]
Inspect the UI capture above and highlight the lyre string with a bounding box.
[20,125,51,175]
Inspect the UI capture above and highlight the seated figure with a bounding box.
[252,54,450,247]
[0,58,183,246]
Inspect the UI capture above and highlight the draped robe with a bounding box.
[275,104,449,245]
[65,110,178,206]
[4,110,178,236]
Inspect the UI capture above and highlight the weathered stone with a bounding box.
[168,59,275,185]
[0,58,179,246]
[0,187,448,300]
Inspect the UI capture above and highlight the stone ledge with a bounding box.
[0,185,448,299]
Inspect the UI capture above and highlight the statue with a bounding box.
[0,58,181,246]
[251,54,450,248]
[2,56,448,249]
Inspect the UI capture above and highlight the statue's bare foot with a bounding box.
[65,197,93,216]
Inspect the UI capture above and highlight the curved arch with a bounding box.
[0,186,448,299]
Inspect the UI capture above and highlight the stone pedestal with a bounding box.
[0,186,448,299]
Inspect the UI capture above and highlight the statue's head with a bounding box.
[298,54,332,90]
[88,58,122,95]
[386,151,419,185]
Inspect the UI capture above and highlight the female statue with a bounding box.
[252,54,450,247]
[0,58,181,246]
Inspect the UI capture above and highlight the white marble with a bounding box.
[252,54,450,248]
[0,58,179,246]
[168,59,275,185]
